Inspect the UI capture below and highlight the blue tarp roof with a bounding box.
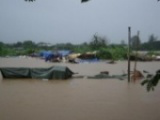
[39,51,53,58]
[39,50,72,59]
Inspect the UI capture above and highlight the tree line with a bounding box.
[130,34,160,51]
[0,34,159,59]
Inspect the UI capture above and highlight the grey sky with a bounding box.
[0,0,160,44]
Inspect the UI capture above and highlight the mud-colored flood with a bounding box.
[0,57,160,120]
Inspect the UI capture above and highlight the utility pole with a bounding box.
[128,27,131,82]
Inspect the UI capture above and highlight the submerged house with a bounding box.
[78,51,99,62]
[39,50,72,62]
[0,66,74,80]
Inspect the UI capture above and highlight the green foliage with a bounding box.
[140,34,160,51]
[0,41,36,56]
[148,34,158,43]
[97,48,112,59]
[0,47,17,56]
[23,40,36,49]
[141,70,160,92]
[0,33,158,60]
[0,42,15,56]
[97,45,127,60]
[0,40,127,60]
[54,43,74,51]
[73,43,92,53]
[141,41,160,51]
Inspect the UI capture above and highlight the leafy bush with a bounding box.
[141,70,160,91]
[97,48,112,59]
[97,46,127,60]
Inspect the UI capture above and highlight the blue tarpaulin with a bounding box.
[40,51,53,58]
[39,50,71,61]
[39,51,54,61]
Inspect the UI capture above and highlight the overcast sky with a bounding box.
[0,0,160,44]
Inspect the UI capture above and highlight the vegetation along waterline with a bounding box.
[1,34,160,60]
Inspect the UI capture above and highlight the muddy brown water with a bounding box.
[0,57,160,120]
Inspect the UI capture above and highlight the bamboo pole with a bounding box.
[128,27,131,82]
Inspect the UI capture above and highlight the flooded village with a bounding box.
[0,51,160,120]
[1,30,160,120]
[1,0,160,120]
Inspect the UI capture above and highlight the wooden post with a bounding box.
[128,27,131,82]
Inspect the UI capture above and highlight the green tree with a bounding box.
[97,46,127,60]
[0,42,4,49]
[14,42,23,48]
[131,35,141,50]
[148,34,158,43]
[0,42,4,55]
[23,40,36,49]
[89,34,108,50]
[73,42,91,53]
[141,34,159,51]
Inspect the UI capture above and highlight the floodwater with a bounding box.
[0,57,160,120]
